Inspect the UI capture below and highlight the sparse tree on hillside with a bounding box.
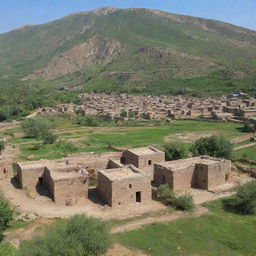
[164,142,188,161]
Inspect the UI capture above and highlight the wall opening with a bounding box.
[225,174,230,181]
[3,168,6,174]
[120,157,126,165]
[162,175,166,184]
[129,184,132,188]
[136,191,141,202]
[38,177,43,186]
[148,160,152,166]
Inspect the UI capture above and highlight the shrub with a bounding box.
[176,194,195,212]
[191,135,233,159]
[21,118,52,138]
[18,214,111,256]
[75,116,99,127]
[0,141,5,153]
[0,196,13,233]
[223,181,256,215]
[164,142,188,161]
[42,132,58,145]
[30,143,41,151]
[55,141,78,156]
[156,185,195,212]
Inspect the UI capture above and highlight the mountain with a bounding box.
[0,6,256,95]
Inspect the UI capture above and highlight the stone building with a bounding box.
[120,146,165,178]
[16,160,89,205]
[97,165,151,208]
[154,156,231,191]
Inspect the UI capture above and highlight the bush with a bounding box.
[191,135,233,159]
[18,214,111,256]
[0,196,13,233]
[55,141,78,156]
[176,194,195,211]
[156,185,195,212]
[21,118,52,138]
[223,181,256,215]
[75,116,99,127]
[164,142,188,161]
[0,141,5,153]
[42,132,58,145]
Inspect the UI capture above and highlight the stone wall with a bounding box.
[0,160,13,180]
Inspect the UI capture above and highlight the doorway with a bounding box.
[136,191,141,202]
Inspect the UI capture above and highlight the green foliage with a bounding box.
[223,181,256,215]
[21,118,52,138]
[156,185,195,212]
[242,122,256,133]
[0,243,17,256]
[120,110,127,118]
[0,141,5,152]
[191,135,233,159]
[164,142,188,161]
[42,132,58,145]
[55,141,78,156]
[74,116,99,127]
[0,196,13,234]
[18,214,111,256]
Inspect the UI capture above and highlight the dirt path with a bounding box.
[111,205,208,234]
[234,142,256,150]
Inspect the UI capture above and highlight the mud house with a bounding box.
[97,165,151,208]
[16,160,89,205]
[154,156,231,191]
[120,146,165,178]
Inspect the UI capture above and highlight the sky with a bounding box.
[0,0,255,34]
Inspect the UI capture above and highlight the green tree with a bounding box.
[164,142,188,161]
[0,196,13,234]
[223,181,256,215]
[191,135,233,159]
[21,118,52,138]
[42,132,58,145]
[18,214,111,256]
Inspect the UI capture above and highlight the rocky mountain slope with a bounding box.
[0,6,256,94]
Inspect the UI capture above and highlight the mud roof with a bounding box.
[127,146,163,156]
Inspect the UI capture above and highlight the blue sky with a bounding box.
[0,0,255,34]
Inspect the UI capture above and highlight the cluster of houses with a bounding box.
[37,93,256,123]
[0,146,232,208]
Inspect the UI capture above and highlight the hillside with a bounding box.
[0,7,256,120]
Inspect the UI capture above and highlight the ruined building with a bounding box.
[16,160,89,205]
[154,156,231,191]
[97,165,151,208]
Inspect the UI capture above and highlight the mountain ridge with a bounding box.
[0,7,255,95]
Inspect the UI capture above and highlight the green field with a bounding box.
[116,200,256,256]
[2,118,246,161]
[233,145,256,161]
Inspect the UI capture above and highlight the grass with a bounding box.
[232,145,256,161]
[116,199,256,256]
[3,118,246,161]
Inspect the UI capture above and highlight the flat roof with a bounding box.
[156,157,222,172]
[50,169,88,181]
[99,165,146,181]
[128,146,163,156]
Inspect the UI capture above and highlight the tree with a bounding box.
[191,135,233,159]
[164,142,188,161]
[18,214,111,256]
[42,132,58,144]
[223,181,256,215]
[21,118,52,138]
[0,196,13,234]
[0,141,5,153]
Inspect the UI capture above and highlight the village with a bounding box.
[38,93,256,123]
